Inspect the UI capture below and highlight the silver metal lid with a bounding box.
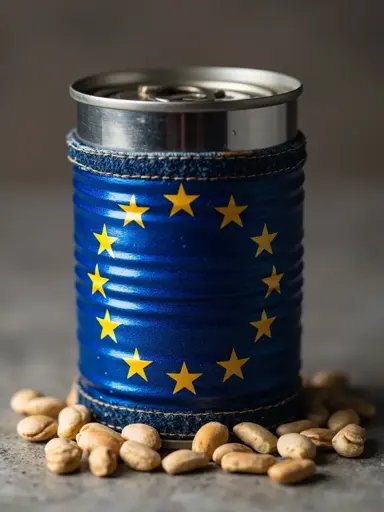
[70,67,302,152]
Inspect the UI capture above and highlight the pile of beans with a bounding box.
[10,370,375,485]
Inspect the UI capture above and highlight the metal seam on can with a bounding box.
[70,67,302,112]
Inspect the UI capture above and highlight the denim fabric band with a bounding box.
[67,130,306,180]
[77,382,301,438]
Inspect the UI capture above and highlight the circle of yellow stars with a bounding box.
[87,185,284,395]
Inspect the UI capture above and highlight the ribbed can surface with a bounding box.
[68,67,305,440]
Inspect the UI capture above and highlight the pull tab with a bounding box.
[138,84,226,103]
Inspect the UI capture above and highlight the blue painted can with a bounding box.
[68,67,306,442]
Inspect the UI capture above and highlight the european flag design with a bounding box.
[68,131,306,439]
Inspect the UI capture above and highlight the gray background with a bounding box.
[1,1,384,511]
[1,0,383,184]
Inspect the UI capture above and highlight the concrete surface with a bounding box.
[0,181,383,511]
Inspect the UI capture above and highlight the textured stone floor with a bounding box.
[0,183,383,511]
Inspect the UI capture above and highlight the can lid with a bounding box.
[70,67,302,113]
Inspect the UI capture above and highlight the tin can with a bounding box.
[68,67,306,444]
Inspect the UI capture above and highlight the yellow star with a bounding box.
[217,349,250,382]
[262,266,284,298]
[87,264,109,298]
[167,362,202,395]
[118,195,150,228]
[93,224,118,257]
[123,348,153,382]
[251,224,278,257]
[96,309,121,343]
[215,195,248,228]
[250,310,277,342]
[164,184,200,217]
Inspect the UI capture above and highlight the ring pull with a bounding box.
[137,84,226,103]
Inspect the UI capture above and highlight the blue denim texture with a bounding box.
[68,131,306,439]
[67,130,306,179]
[78,386,302,439]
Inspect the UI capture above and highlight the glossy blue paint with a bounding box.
[68,131,306,439]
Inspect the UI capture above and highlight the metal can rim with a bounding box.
[70,66,302,113]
